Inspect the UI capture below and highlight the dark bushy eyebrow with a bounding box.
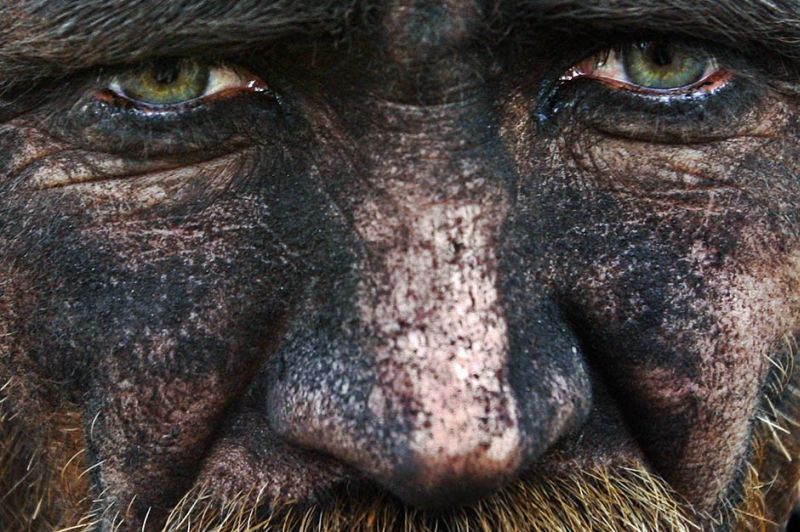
[508,0,800,61]
[3,0,800,88]
[0,0,359,86]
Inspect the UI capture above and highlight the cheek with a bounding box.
[89,371,237,502]
[497,102,800,508]
[0,145,361,504]
[0,191,299,431]
[565,206,799,506]
[16,226,293,510]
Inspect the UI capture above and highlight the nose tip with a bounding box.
[367,375,524,507]
[377,434,524,508]
[350,199,526,501]
[268,343,529,509]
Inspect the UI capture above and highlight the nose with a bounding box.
[266,193,592,507]
[354,200,524,506]
[264,0,591,503]
[268,202,522,506]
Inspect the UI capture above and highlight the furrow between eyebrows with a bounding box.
[506,0,800,61]
[0,0,360,83]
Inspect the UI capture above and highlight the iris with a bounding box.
[622,43,710,90]
[116,59,210,105]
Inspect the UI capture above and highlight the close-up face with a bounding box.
[2,1,800,531]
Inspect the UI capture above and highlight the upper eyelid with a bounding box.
[570,39,731,69]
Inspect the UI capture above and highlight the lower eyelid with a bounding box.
[45,153,247,219]
[591,70,734,97]
[51,90,271,158]
[558,74,767,145]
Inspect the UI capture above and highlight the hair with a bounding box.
[0,378,90,532]
[87,463,699,532]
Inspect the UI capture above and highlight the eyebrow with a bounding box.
[2,0,800,86]
[509,0,800,61]
[0,0,358,84]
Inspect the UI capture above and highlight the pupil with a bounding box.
[152,61,181,85]
[647,44,674,67]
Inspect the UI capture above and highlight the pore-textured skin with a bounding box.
[2,1,800,530]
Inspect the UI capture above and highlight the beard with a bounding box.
[66,462,701,532]
[0,434,775,532]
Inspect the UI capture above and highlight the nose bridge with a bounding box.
[266,1,567,506]
[370,0,491,106]
[349,84,523,495]
[346,0,519,482]
[358,195,519,466]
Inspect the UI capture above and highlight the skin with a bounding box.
[2,0,800,530]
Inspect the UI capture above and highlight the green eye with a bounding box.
[108,59,268,108]
[562,41,725,96]
[115,59,210,105]
[622,43,710,90]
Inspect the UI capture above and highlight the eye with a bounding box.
[563,42,730,95]
[108,59,266,107]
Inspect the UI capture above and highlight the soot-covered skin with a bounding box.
[2,0,800,530]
